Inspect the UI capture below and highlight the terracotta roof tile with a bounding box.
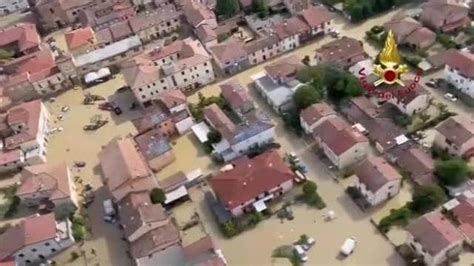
[0,23,41,53]
[273,17,310,40]
[446,51,474,79]
[160,89,186,110]
[129,222,181,258]
[5,100,43,149]
[300,6,332,28]
[210,150,294,209]
[65,26,96,50]
[263,55,303,80]
[453,198,474,227]
[209,40,247,64]
[300,102,336,127]
[354,156,401,193]
[220,80,251,112]
[407,211,464,256]
[435,115,474,148]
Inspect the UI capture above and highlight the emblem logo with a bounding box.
[373,30,409,87]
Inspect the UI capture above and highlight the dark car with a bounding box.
[114,106,122,115]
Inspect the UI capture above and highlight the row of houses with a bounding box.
[98,135,227,265]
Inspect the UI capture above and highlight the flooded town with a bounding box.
[0,0,474,266]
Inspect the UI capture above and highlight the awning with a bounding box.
[164,185,188,204]
[253,200,267,212]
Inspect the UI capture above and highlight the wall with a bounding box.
[338,142,369,169]
[132,76,174,105]
[356,178,400,206]
[406,233,463,265]
[300,113,338,135]
[247,44,281,65]
[445,66,474,98]
[136,18,181,43]
[231,127,275,155]
[33,72,73,96]
[127,219,170,243]
[279,36,299,53]
[433,131,468,157]
[172,60,215,90]
[175,116,194,134]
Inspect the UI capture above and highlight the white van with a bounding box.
[340,237,357,256]
[293,245,308,262]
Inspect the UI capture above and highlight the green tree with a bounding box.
[252,0,269,18]
[217,0,240,19]
[54,203,77,221]
[207,129,222,144]
[293,85,323,110]
[435,159,469,186]
[410,184,446,214]
[302,181,317,196]
[150,188,166,204]
[0,49,15,60]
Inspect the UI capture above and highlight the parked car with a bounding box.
[294,245,308,262]
[74,161,86,167]
[425,81,437,88]
[61,105,70,112]
[49,127,63,134]
[114,106,122,115]
[57,113,64,121]
[444,93,457,102]
[103,199,117,224]
[340,237,357,256]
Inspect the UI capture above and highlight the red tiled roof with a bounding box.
[160,89,187,110]
[407,211,464,256]
[435,115,474,149]
[183,235,215,259]
[129,222,181,258]
[220,80,251,112]
[300,6,332,28]
[99,137,156,201]
[453,198,474,227]
[203,103,236,140]
[183,0,215,28]
[354,156,402,193]
[264,55,303,81]
[17,162,72,201]
[446,51,474,79]
[121,56,160,90]
[0,149,23,166]
[273,17,310,40]
[210,150,294,209]
[209,39,247,64]
[0,213,57,261]
[313,116,368,156]
[118,191,168,239]
[0,23,41,53]
[65,26,96,50]
[300,102,336,127]
[5,100,43,149]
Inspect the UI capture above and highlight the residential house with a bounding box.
[220,80,254,114]
[194,24,218,48]
[388,146,436,186]
[445,52,474,98]
[300,6,333,36]
[16,162,78,209]
[0,100,50,165]
[129,221,181,260]
[0,213,75,265]
[452,197,474,227]
[0,0,29,16]
[343,97,409,153]
[202,104,275,162]
[384,17,436,50]
[34,0,118,32]
[129,5,182,43]
[78,2,136,30]
[123,38,214,106]
[117,191,170,242]
[353,156,402,206]
[273,17,311,52]
[387,84,431,115]
[134,128,175,172]
[245,35,281,65]
[132,91,194,135]
[283,0,309,15]
[183,235,227,265]
[0,23,41,56]
[314,37,367,70]
[434,115,474,158]
[71,34,143,75]
[64,27,97,55]
[183,0,217,29]
[253,56,303,113]
[313,116,369,169]
[299,102,337,134]
[0,49,74,101]
[99,137,158,201]
[420,0,470,32]
[209,150,294,217]
[209,39,249,75]
[406,211,464,265]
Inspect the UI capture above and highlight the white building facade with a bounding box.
[0,0,29,16]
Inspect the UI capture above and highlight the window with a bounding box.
[18,254,24,258]
[38,255,45,259]
[45,242,50,246]
[166,22,171,26]
[254,59,257,63]
[163,86,167,90]
[162,59,166,63]
[26,260,31,264]
[49,8,54,14]
[204,62,207,66]
[184,78,187,82]
[139,88,143,92]
[51,248,56,252]
[32,248,37,252]
[142,95,146,99]
[205,70,209,74]
[181,71,185,75]
[161,79,164,83]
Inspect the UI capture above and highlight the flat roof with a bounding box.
[191,122,210,143]
[75,36,141,67]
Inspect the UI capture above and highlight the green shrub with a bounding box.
[220,220,241,238]
[71,216,86,241]
[379,206,416,232]
[150,188,166,204]
[248,212,263,227]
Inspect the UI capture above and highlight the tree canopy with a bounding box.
[293,84,323,110]
[343,0,406,22]
[150,188,166,204]
[217,0,240,19]
[435,159,469,187]
[252,0,269,18]
[207,129,223,144]
[410,184,446,214]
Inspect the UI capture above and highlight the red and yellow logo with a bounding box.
[373,30,409,86]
